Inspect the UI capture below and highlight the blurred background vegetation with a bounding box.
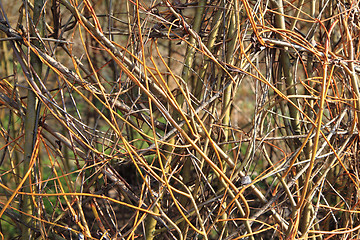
[0,0,359,239]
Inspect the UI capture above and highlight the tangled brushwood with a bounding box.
[0,0,360,239]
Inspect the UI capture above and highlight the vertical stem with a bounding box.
[195,4,223,98]
[271,0,302,237]
[177,0,206,236]
[302,0,317,238]
[217,7,237,239]
[180,0,206,89]
[271,0,301,138]
[145,205,160,240]
[21,0,44,238]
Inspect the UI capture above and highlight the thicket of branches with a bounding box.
[0,0,359,239]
